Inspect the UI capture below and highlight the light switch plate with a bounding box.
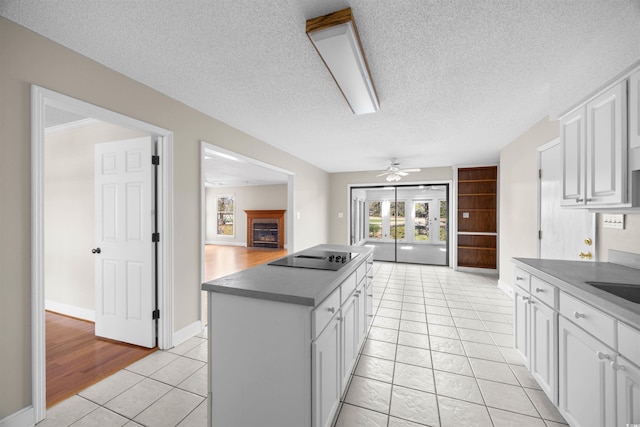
[603,214,625,229]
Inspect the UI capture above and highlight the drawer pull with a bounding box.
[528,299,535,305]
[535,288,544,293]
[355,290,362,296]
[367,275,374,279]
[327,307,335,314]
[574,311,585,319]
[367,294,373,297]
[368,314,374,318]
[611,361,626,371]
[516,276,525,281]
[596,351,611,360]
[521,295,529,302]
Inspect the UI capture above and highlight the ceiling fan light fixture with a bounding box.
[306,8,379,115]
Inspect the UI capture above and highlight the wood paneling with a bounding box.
[46,311,156,408]
[457,166,498,269]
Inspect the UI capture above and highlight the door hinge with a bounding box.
[152,155,160,166]
[539,168,542,179]
[152,309,160,320]
[152,232,160,242]
[538,230,542,239]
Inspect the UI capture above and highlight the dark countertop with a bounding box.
[513,257,640,329]
[201,244,374,307]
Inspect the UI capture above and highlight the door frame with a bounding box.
[199,140,295,323]
[31,85,174,422]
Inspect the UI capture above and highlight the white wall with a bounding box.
[44,122,146,314]
[205,185,287,245]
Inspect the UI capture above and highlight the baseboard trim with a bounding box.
[498,279,514,299]
[172,320,204,348]
[45,300,95,322]
[0,406,34,427]
[205,241,246,247]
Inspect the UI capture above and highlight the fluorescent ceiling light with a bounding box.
[306,8,379,115]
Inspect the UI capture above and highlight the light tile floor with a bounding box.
[39,262,568,427]
[334,262,568,427]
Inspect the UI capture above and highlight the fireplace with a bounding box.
[245,210,286,249]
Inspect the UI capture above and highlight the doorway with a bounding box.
[199,141,294,324]
[350,184,450,265]
[31,86,174,423]
[538,139,596,260]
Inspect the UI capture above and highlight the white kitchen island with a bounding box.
[201,244,374,427]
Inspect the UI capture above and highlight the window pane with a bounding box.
[414,202,429,240]
[390,202,405,240]
[216,196,234,235]
[439,200,447,241]
[368,201,381,238]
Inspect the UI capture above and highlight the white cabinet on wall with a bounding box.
[630,69,640,150]
[561,81,628,207]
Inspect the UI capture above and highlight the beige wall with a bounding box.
[499,117,640,288]
[0,17,329,418]
[328,168,454,245]
[44,122,147,312]
[205,185,287,245]
[499,117,560,286]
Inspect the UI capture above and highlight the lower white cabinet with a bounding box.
[341,291,358,391]
[615,355,640,425]
[513,285,557,404]
[529,297,557,402]
[558,317,617,427]
[312,315,341,427]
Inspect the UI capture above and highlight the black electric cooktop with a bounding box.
[268,250,359,271]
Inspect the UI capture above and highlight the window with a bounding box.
[216,196,235,236]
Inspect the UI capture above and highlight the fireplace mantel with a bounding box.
[245,210,286,249]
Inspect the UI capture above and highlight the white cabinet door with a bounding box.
[341,294,358,391]
[558,317,616,427]
[530,298,557,404]
[514,288,530,366]
[629,69,640,149]
[561,106,587,206]
[586,81,627,205]
[616,356,640,425]
[365,281,373,332]
[356,286,366,349]
[312,315,341,427]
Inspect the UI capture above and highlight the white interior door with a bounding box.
[94,136,156,348]
[540,141,595,260]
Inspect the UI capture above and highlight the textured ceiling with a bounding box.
[3,1,640,173]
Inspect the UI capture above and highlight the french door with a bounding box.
[353,184,449,265]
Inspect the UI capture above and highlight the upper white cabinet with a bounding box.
[560,67,640,210]
[561,106,586,206]
[586,82,627,205]
[561,81,628,207]
[630,69,640,150]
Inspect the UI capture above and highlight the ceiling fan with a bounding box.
[376,159,421,182]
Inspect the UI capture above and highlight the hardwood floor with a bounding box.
[203,244,288,281]
[46,311,156,408]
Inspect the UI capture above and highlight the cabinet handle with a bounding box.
[576,198,584,203]
[528,299,535,305]
[610,361,626,371]
[368,314,374,318]
[337,316,343,321]
[367,275,374,279]
[327,307,335,313]
[516,276,525,281]
[521,295,529,301]
[535,288,544,293]
[574,311,585,319]
[355,290,362,296]
[368,294,373,297]
[596,351,611,360]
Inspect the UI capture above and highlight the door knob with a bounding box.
[92,248,101,254]
[579,251,592,260]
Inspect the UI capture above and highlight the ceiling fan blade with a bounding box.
[376,172,390,177]
[397,171,409,176]
[401,168,421,173]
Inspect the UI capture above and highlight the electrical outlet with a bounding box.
[603,214,624,229]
